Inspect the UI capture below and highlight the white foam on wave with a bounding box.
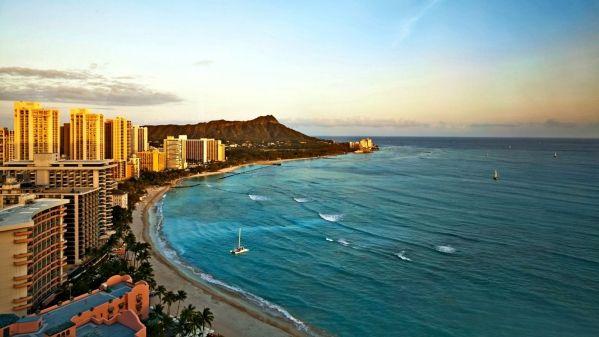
[319,213,343,222]
[293,197,309,203]
[325,237,334,242]
[248,194,269,201]
[395,250,411,261]
[435,245,456,254]
[337,238,350,246]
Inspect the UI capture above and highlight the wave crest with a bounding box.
[319,213,344,222]
[248,194,269,201]
[293,197,309,203]
[395,250,411,261]
[435,245,456,254]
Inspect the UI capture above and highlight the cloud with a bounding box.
[393,0,441,46]
[193,60,214,66]
[470,123,519,128]
[0,66,182,106]
[469,119,595,129]
[0,66,98,80]
[285,117,429,128]
[543,119,576,128]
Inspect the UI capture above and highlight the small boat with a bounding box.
[553,152,558,158]
[493,169,499,181]
[230,228,249,255]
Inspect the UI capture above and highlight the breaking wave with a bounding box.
[319,213,344,222]
[293,197,310,203]
[325,237,334,242]
[248,194,269,201]
[435,245,456,254]
[395,250,411,261]
[337,238,350,246]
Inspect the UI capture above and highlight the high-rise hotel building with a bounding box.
[13,102,60,161]
[70,109,105,160]
[163,135,187,169]
[0,154,117,239]
[0,127,15,163]
[186,138,226,163]
[0,197,69,315]
[129,125,149,155]
[137,149,166,172]
[105,117,129,161]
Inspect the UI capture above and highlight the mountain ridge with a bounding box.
[144,115,318,144]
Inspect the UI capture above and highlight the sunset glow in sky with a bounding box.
[1,0,598,137]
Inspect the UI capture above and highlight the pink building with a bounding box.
[0,275,149,337]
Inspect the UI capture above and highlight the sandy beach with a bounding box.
[130,163,316,337]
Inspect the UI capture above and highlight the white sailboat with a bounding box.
[230,228,249,255]
[554,152,558,158]
[493,169,499,181]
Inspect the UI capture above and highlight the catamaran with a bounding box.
[230,228,249,255]
[493,169,499,181]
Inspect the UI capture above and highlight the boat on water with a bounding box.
[230,228,249,255]
[493,169,499,181]
[554,152,558,158]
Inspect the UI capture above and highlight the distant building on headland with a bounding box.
[0,275,149,337]
[349,138,377,153]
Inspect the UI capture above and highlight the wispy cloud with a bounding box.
[285,117,429,128]
[0,66,182,106]
[193,60,214,66]
[393,0,441,46]
[469,119,596,129]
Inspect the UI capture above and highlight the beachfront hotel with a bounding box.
[13,102,60,161]
[0,275,149,337]
[0,196,69,315]
[0,154,117,239]
[186,138,226,164]
[163,135,187,170]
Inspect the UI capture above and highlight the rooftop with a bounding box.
[13,282,133,337]
[0,198,68,231]
[77,321,135,337]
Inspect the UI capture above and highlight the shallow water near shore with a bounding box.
[154,137,599,337]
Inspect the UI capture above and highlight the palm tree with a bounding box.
[192,310,204,337]
[153,285,167,304]
[175,290,187,316]
[164,291,176,315]
[177,304,196,337]
[201,307,214,336]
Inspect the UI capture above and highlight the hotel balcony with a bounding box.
[13,303,32,312]
[13,280,32,289]
[13,274,32,282]
[12,295,32,304]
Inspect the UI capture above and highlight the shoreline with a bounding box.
[131,159,329,337]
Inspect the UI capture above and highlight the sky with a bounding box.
[0,0,598,137]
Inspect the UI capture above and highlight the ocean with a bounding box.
[150,137,599,337]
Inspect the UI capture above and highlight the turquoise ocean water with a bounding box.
[150,138,599,337]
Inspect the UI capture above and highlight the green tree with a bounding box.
[175,290,187,316]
